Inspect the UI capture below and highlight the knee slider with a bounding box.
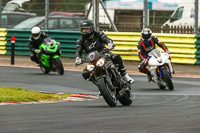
[138,65,144,72]
[112,54,122,64]
[30,55,37,61]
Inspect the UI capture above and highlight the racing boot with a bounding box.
[123,73,135,84]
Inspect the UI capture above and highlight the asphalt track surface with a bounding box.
[0,66,200,133]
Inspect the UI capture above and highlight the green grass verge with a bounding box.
[0,87,71,102]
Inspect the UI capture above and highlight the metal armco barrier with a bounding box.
[5,29,80,58]
[0,28,7,55]
[0,28,198,65]
[105,32,197,64]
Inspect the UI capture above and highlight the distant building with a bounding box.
[87,0,183,31]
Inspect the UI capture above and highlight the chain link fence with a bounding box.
[0,0,199,34]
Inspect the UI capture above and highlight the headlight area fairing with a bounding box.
[86,58,105,72]
[87,64,95,71]
[43,44,61,55]
[96,58,105,67]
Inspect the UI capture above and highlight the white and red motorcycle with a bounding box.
[147,49,174,90]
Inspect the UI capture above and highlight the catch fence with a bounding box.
[1,0,199,33]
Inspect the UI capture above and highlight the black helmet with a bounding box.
[80,20,94,39]
[141,28,152,41]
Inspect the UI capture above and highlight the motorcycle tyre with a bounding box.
[161,68,174,90]
[40,65,50,74]
[119,88,132,106]
[54,58,64,75]
[97,78,117,107]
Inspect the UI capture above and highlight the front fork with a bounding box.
[166,61,174,74]
[149,63,172,82]
[106,66,129,98]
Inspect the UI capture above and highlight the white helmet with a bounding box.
[31,27,41,40]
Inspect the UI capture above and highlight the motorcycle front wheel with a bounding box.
[157,83,166,89]
[54,58,64,75]
[97,78,117,107]
[161,68,174,90]
[119,85,133,106]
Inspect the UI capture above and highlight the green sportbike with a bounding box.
[37,37,64,75]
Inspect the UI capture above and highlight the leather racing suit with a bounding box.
[28,32,48,64]
[76,31,128,80]
[137,36,169,74]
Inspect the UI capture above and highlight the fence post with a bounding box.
[11,36,15,65]
[93,0,99,31]
[195,0,199,34]
[45,0,49,29]
[143,0,148,29]
[0,0,2,26]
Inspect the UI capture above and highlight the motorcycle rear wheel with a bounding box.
[161,68,174,90]
[97,78,117,107]
[40,66,50,74]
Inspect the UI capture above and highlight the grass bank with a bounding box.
[0,87,71,102]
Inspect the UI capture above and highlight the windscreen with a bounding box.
[3,3,20,11]
[14,17,44,28]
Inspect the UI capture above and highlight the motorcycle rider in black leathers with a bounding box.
[75,20,134,84]
[29,26,48,64]
[137,28,170,82]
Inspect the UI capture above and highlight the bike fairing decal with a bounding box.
[89,52,95,61]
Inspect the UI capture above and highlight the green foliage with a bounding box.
[49,0,91,13]
[2,0,11,6]
[2,0,91,16]
[0,87,71,102]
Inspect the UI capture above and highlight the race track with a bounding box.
[0,66,200,133]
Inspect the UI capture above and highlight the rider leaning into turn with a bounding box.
[137,28,170,82]
[29,26,48,64]
[75,20,135,84]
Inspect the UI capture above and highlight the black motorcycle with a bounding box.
[77,50,133,107]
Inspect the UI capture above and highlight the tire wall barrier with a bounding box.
[0,28,198,65]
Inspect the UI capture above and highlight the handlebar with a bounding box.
[75,46,116,67]
[102,45,115,53]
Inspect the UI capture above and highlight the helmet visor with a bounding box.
[80,27,92,34]
[142,34,151,40]
[32,33,40,38]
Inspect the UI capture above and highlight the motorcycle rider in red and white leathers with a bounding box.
[137,28,170,82]
[75,20,135,84]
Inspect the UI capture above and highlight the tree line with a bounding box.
[2,0,91,16]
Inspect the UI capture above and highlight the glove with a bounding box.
[142,59,149,65]
[107,43,114,50]
[165,50,170,54]
[34,49,41,54]
[75,57,82,65]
